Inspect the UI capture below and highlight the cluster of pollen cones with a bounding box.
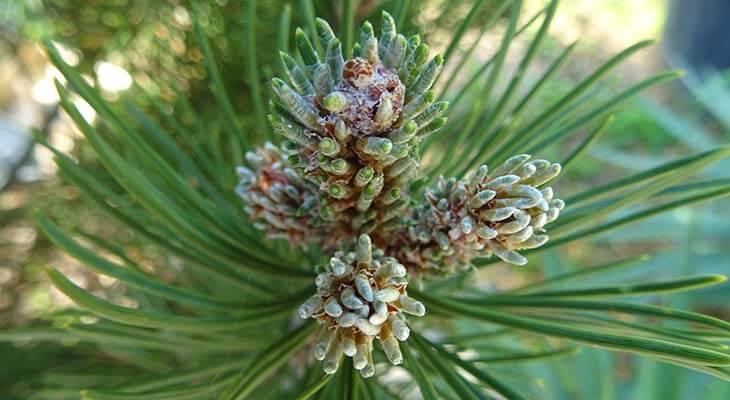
[235,12,563,376]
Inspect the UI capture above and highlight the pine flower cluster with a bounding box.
[269,12,446,241]
[235,12,564,376]
[235,143,342,248]
[393,155,564,273]
[298,234,425,377]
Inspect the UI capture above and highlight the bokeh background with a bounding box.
[1,0,729,398]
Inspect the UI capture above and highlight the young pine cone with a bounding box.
[395,155,565,273]
[298,234,425,377]
[236,143,340,248]
[270,12,447,238]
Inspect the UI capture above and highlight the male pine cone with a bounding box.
[299,234,424,377]
[269,12,447,242]
[236,143,345,249]
[393,155,564,273]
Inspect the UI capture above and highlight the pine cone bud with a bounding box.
[299,234,425,377]
[395,155,564,273]
[270,12,447,239]
[236,143,336,247]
